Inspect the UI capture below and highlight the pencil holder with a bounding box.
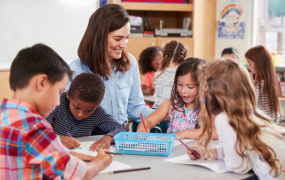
[114,132,176,156]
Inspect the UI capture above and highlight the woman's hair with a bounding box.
[171,57,207,112]
[198,59,284,177]
[138,46,162,74]
[245,45,280,119]
[156,41,187,78]
[77,4,130,80]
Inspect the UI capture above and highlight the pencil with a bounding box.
[109,167,151,174]
[178,140,200,159]
[105,151,124,155]
[140,113,147,131]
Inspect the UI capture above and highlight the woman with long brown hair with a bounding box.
[68,4,154,124]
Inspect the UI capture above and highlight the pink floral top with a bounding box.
[167,104,198,134]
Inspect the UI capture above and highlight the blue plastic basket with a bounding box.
[114,132,176,157]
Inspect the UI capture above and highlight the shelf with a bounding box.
[109,0,193,12]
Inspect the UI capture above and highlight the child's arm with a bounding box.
[82,149,113,180]
[59,135,81,149]
[89,135,113,151]
[187,146,218,160]
[137,99,171,132]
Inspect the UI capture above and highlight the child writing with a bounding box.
[139,46,163,96]
[152,40,187,109]
[0,44,112,179]
[46,73,127,150]
[187,59,285,179]
[245,45,280,124]
[137,58,218,140]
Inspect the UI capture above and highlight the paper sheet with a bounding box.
[173,139,194,146]
[165,154,228,173]
[71,141,131,174]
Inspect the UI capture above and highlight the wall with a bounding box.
[0,0,99,64]
[214,0,257,62]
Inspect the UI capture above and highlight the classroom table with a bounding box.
[77,136,254,180]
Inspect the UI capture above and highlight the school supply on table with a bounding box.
[105,151,124,155]
[109,167,151,174]
[179,140,200,159]
[71,141,131,174]
[165,154,228,173]
[173,139,193,146]
[114,132,176,156]
[140,113,147,131]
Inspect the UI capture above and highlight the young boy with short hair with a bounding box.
[221,46,240,62]
[46,73,127,150]
[0,44,112,179]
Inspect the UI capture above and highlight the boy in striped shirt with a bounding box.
[0,44,112,179]
[46,73,127,150]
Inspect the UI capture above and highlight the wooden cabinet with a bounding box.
[0,70,13,101]
[109,0,194,61]
[127,37,193,61]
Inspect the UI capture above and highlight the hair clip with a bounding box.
[202,98,206,103]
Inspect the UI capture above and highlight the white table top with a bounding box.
[77,136,254,180]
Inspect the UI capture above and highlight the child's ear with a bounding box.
[66,90,70,100]
[36,74,48,92]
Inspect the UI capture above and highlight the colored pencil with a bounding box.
[140,113,147,131]
[179,140,200,159]
[105,151,124,155]
[109,167,151,174]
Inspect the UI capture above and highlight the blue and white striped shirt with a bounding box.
[46,92,127,138]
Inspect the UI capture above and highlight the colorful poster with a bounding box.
[218,4,245,39]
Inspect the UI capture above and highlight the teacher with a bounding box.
[68,4,154,124]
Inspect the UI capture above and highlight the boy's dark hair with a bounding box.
[139,46,162,74]
[221,47,239,59]
[10,43,73,91]
[69,73,105,104]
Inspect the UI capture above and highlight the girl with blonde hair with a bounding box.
[187,59,285,179]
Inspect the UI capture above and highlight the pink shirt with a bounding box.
[142,71,155,90]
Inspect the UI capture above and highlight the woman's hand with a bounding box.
[59,135,81,149]
[89,135,113,151]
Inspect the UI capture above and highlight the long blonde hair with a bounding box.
[198,59,284,177]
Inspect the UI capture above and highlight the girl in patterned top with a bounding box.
[245,45,281,124]
[137,58,218,140]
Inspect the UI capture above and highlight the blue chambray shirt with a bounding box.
[67,53,154,124]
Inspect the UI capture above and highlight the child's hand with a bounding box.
[59,135,81,149]
[89,136,113,151]
[149,88,155,95]
[136,122,150,133]
[93,148,113,171]
[173,131,185,140]
[187,146,202,160]
[70,151,96,162]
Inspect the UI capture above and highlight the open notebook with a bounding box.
[71,141,131,174]
[165,154,228,173]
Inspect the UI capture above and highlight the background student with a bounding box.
[0,44,112,179]
[152,40,187,109]
[221,46,239,62]
[245,45,280,124]
[137,58,218,140]
[68,4,154,125]
[139,46,163,96]
[47,73,127,150]
[187,59,285,179]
